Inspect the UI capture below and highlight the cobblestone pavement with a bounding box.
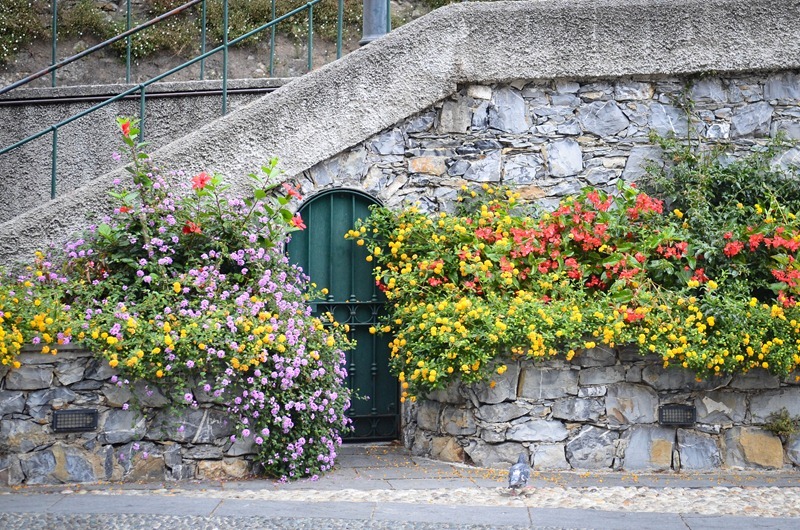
[0,514,545,530]
[2,444,799,529]
[104,482,800,517]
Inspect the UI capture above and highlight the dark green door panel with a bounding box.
[287,190,399,441]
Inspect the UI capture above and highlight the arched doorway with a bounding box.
[287,189,399,441]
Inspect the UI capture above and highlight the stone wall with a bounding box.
[0,348,255,485]
[403,346,800,471]
[296,72,800,215]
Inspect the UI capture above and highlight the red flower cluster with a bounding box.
[475,227,501,243]
[182,221,201,234]
[723,240,744,257]
[657,241,688,259]
[626,193,664,220]
[691,268,709,283]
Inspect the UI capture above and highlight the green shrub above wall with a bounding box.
[351,139,800,400]
[0,0,46,65]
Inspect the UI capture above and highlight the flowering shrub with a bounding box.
[351,147,800,400]
[642,135,800,305]
[0,252,72,368]
[1,118,351,481]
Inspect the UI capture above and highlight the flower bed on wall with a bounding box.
[0,120,352,484]
[348,131,800,471]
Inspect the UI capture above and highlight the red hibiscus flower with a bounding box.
[192,172,212,190]
[120,120,131,137]
[119,206,131,214]
[290,214,306,230]
[282,182,303,200]
[182,221,202,234]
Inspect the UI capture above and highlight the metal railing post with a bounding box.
[360,0,389,46]
[222,0,228,115]
[337,0,343,59]
[51,0,58,87]
[126,0,132,83]
[308,4,314,71]
[200,0,206,80]
[269,0,276,77]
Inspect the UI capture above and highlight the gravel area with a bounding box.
[95,484,800,518]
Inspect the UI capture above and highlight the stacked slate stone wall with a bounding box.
[0,348,254,485]
[402,346,800,471]
[298,72,800,214]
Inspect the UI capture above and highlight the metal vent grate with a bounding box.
[52,409,99,433]
[658,404,696,426]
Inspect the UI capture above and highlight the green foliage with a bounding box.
[59,0,109,39]
[0,0,46,65]
[204,0,275,45]
[420,0,455,8]
[642,134,800,301]
[54,0,199,61]
[204,0,362,46]
[764,408,800,439]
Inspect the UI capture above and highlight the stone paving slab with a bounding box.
[385,478,480,490]
[524,471,800,489]
[373,502,531,526]
[529,508,689,530]
[0,494,64,513]
[336,454,412,468]
[46,493,220,516]
[354,465,439,480]
[680,514,800,529]
[214,499,376,520]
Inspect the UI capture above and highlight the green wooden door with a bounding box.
[287,190,399,441]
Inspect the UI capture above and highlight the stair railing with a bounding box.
[0,0,372,200]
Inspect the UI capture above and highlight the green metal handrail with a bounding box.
[1,0,393,201]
